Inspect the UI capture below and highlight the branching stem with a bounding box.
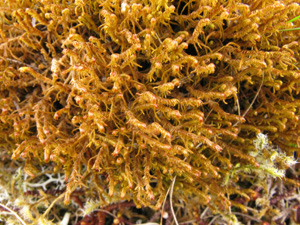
[0,203,27,225]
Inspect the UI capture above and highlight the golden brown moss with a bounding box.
[1,0,300,223]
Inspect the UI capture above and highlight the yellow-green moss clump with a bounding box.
[1,0,300,224]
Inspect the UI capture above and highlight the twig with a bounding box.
[160,181,171,225]
[200,207,209,219]
[0,203,27,225]
[42,192,65,218]
[235,94,241,117]
[233,212,262,223]
[97,209,117,218]
[207,215,221,225]
[233,72,264,127]
[170,176,179,225]
[179,220,196,224]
